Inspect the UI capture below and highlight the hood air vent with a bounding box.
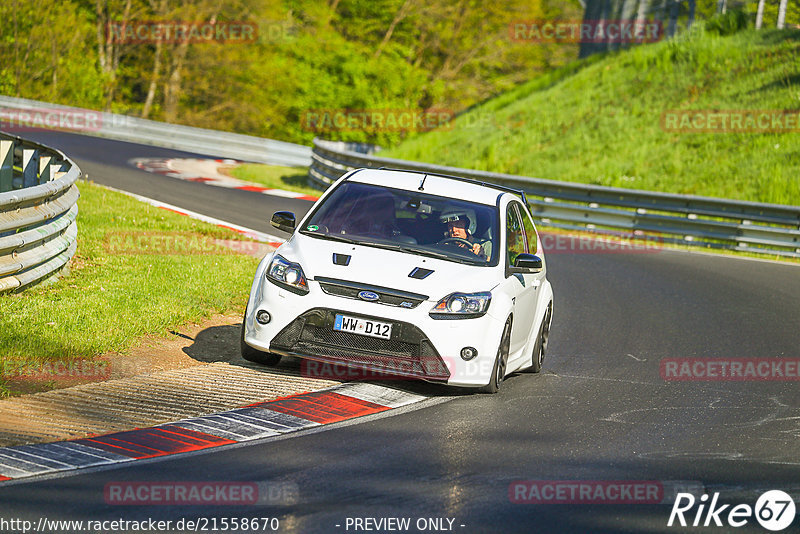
[409,267,434,279]
[332,253,351,266]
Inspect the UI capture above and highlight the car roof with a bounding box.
[343,168,528,207]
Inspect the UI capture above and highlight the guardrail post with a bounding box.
[38,155,53,184]
[22,147,38,188]
[0,139,12,192]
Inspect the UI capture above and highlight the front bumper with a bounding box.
[244,274,506,387]
[269,307,450,381]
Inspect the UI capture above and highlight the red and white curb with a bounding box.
[131,157,319,201]
[0,383,426,483]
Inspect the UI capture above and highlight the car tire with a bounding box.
[526,303,552,374]
[240,318,281,366]
[479,319,512,394]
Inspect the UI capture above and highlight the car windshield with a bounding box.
[300,181,499,265]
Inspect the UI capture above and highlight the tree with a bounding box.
[667,0,680,37]
[755,0,765,29]
[93,0,141,110]
[777,0,788,28]
[578,0,610,58]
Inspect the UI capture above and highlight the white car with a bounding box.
[242,168,553,393]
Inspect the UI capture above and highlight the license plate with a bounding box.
[334,314,392,339]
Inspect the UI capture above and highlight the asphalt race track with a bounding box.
[1,130,799,533]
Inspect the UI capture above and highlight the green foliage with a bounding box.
[746,0,800,28]
[705,8,750,35]
[0,182,258,366]
[0,0,103,107]
[384,28,800,206]
[0,0,582,146]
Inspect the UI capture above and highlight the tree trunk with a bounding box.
[667,0,679,37]
[373,0,415,60]
[141,40,162,119]
[163,38,189,123]
[326,0,341,25]
[13,0,21,96]
[716,0,727,15]
[579,0,612,58]
[755,0,765,29]
[635,0,651,43]
[610,0,638,51]
[687,0,696,29]
[635,0,650,21]
[142,0,167,119]
[94,0,133,111]
[777,0,788,29]
[51,33,58,97]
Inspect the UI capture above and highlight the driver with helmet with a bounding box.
[440,210,487,259]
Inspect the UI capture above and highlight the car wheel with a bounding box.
[528,303,552,374]
[479,319,512,394]
[240,318,281,366]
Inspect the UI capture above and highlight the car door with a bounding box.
[503,201,540,359]
[519,201,546,331]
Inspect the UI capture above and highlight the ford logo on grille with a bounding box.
[358,291,380,301]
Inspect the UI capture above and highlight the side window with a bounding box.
[520,205,537,254]
[506,203,525,268]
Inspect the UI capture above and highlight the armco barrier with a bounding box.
[0,95,311,168]
[0,132,80,293]
[310,138,800,258]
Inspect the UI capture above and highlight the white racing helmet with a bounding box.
[439,208,477,234]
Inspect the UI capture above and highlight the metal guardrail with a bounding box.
[0,95,311,168]
[310,138,800,258]
[0,132,80,293]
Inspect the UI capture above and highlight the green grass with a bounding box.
[384,28,800,206]
[228,163,320,197]
[0,182,260,396]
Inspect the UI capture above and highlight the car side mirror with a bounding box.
[511,253,542,274]
[271,211,296,233]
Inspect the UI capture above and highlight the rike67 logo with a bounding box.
[668,490,796,531]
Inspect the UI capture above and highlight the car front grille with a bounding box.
[270,308,449,380]
[315,277,428,309]
[300,324,418,358]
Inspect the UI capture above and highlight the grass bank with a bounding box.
[0,182,260,396]
[384,28,800,206]
[227,164,320,197]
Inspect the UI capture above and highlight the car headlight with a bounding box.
[266,255,309,295]
[430,291,491,319]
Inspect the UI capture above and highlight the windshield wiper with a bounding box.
[397,245,484,265]
[299,231,358,244]
[357,240,403,250]
[301,231,483,265]
[397,246,449,260]
[300,232,406,252]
